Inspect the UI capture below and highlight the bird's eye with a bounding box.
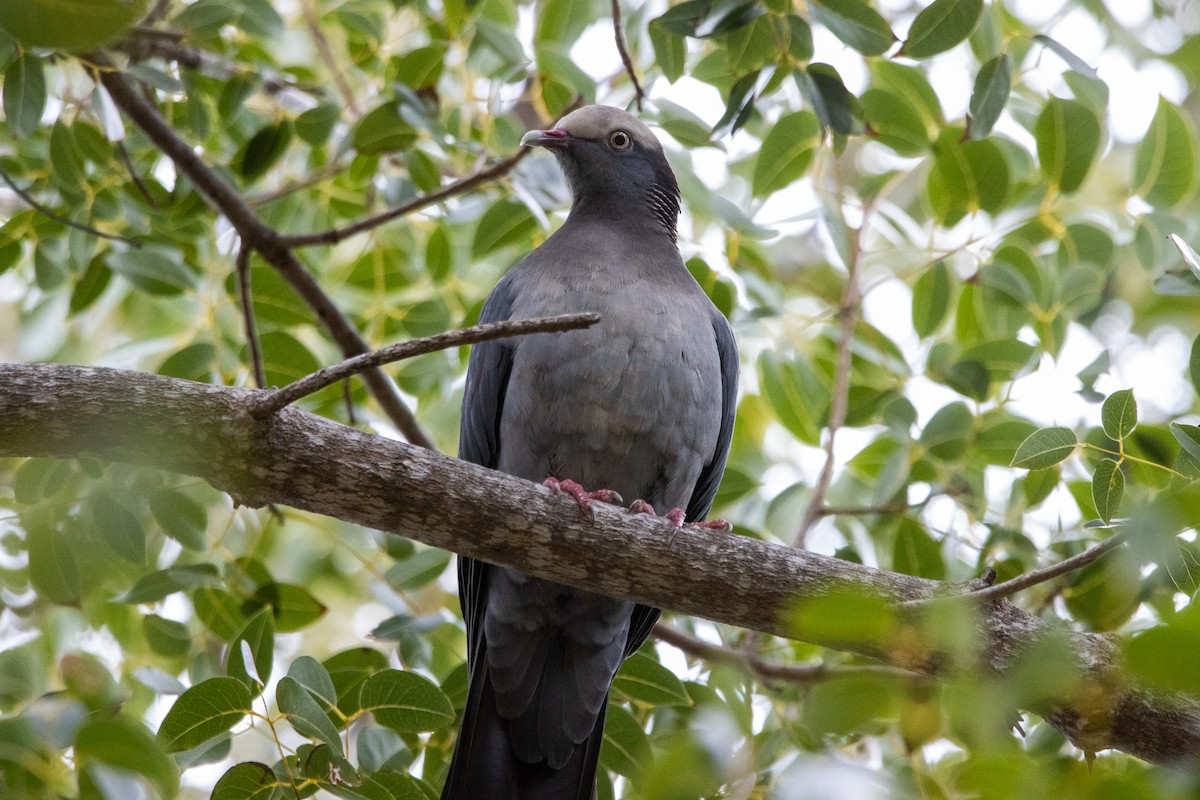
[608,130,633,151]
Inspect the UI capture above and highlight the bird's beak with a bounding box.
[520,128,572,149]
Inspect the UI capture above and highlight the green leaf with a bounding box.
[911,261,952,337]
[919,402,974,461]
[25,513,81,605]
[4,52,46,138]
[928,127,1009,224]
[811,0,895,56]
[966,54,1011,140]
[158,677,252,752]
[472,197,537,257]
[650,21,687,82]
[211,762,279,800]
[1091,458,1124,524]
[325,648,389,718]
[385,548,452,591]
[143,615,192,658]
[0,643,46,710]
[600,702,652,778]
[892,517,945,579]
[1101,389,1137,440]
[353,103,418,155]
[89,493,145,564]
[752,110,821,196]
[391,45,446,90]
[1191,333,1200,398]
[250,582,327,632]
[613,652,691,706]
[1125,627,1200,693]
[1011,427,1077,469]
[69,255,113,315]
[193,586,249,642]
[801,63,858,136]
[257,331,321,388]
[107,247,197,296]
[235,121,293,182]
[119,564,221,604]
[296,103,340,146]
[75,717,179,800]
[1133,98,1197,207]
[900,0,982,59]
[1032,34,1098,79]
[227,609,275,692]
[359,670,455,733]
[288,656,340,716]
[1171,423,1200,463]
[1036,98,1101,193]
[757,351,829,446]
[278,677,344,754]
[149,488,208,551]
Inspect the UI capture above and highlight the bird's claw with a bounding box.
[629,499,656,516]
[543,478,623,516]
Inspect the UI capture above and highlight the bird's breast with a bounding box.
[496,276,722,509]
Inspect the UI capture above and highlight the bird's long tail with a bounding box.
[439,657,606,800]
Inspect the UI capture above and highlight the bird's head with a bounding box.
[521,105,681,241]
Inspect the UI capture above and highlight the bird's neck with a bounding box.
[568,188,680,243]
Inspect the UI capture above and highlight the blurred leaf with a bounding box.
[912,262,952,337]
[1032,34,1098,78]
[472,197,537,257]
[758,351,829,446]
[919,401,974,461]
[1036,98,1101,193]
[1091,458,1124,524]
[1134,98,1197,207]
[928,127,1008,224]
[353,103,418,155]
[900,0,982,59]
[966,54,1011,140]
[385,548,452,591]
[893,517,945,579]
[3,52,46,138]
[649,21,687,82]
[227,609,275,693]
[235,121,293,182]
[811,0,895,55]
[1171,423,1200,462]
[107,247,196,296]
[119,564,221,604]
[800,63,857,135]
[75,717,179,799]
[752,110,820,195]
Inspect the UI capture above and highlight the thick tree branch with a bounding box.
[91,57,433,450]
[1,362,1197,766]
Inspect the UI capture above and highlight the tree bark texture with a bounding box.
[1,362,1196,765]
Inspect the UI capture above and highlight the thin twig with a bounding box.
[654,622,919,684]
[115,139,156,207]
[611,0,644,111]
[248,313,600,418]
[92,57,435,450]
[794,224,862,547]
[281,149,531,248]
[819,502,909,516]
[0,166,142,246]
[236,244,267,389]
[301,0,358,113]
[968,533,1126,602]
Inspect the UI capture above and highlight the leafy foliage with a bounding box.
[2,0,1200,798]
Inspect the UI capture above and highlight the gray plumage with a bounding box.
[441,105,738,800]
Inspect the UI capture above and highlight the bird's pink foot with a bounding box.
[543,478,623,516]
[629,499,656,516]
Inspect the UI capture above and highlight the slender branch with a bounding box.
[611,0,644,111]
[236,244,267,389]
[654,622,916,684]
[91,56,434,450]
[969,533,1127,602]
[0,166,142,246]
[795,225,862,547]
[3,362,1199,765]
[281,149,531,248]
[301,0,358,113]
[248,313,601,418]
[113,35,323,97]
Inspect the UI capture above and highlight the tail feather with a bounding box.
[440,657,605,800]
